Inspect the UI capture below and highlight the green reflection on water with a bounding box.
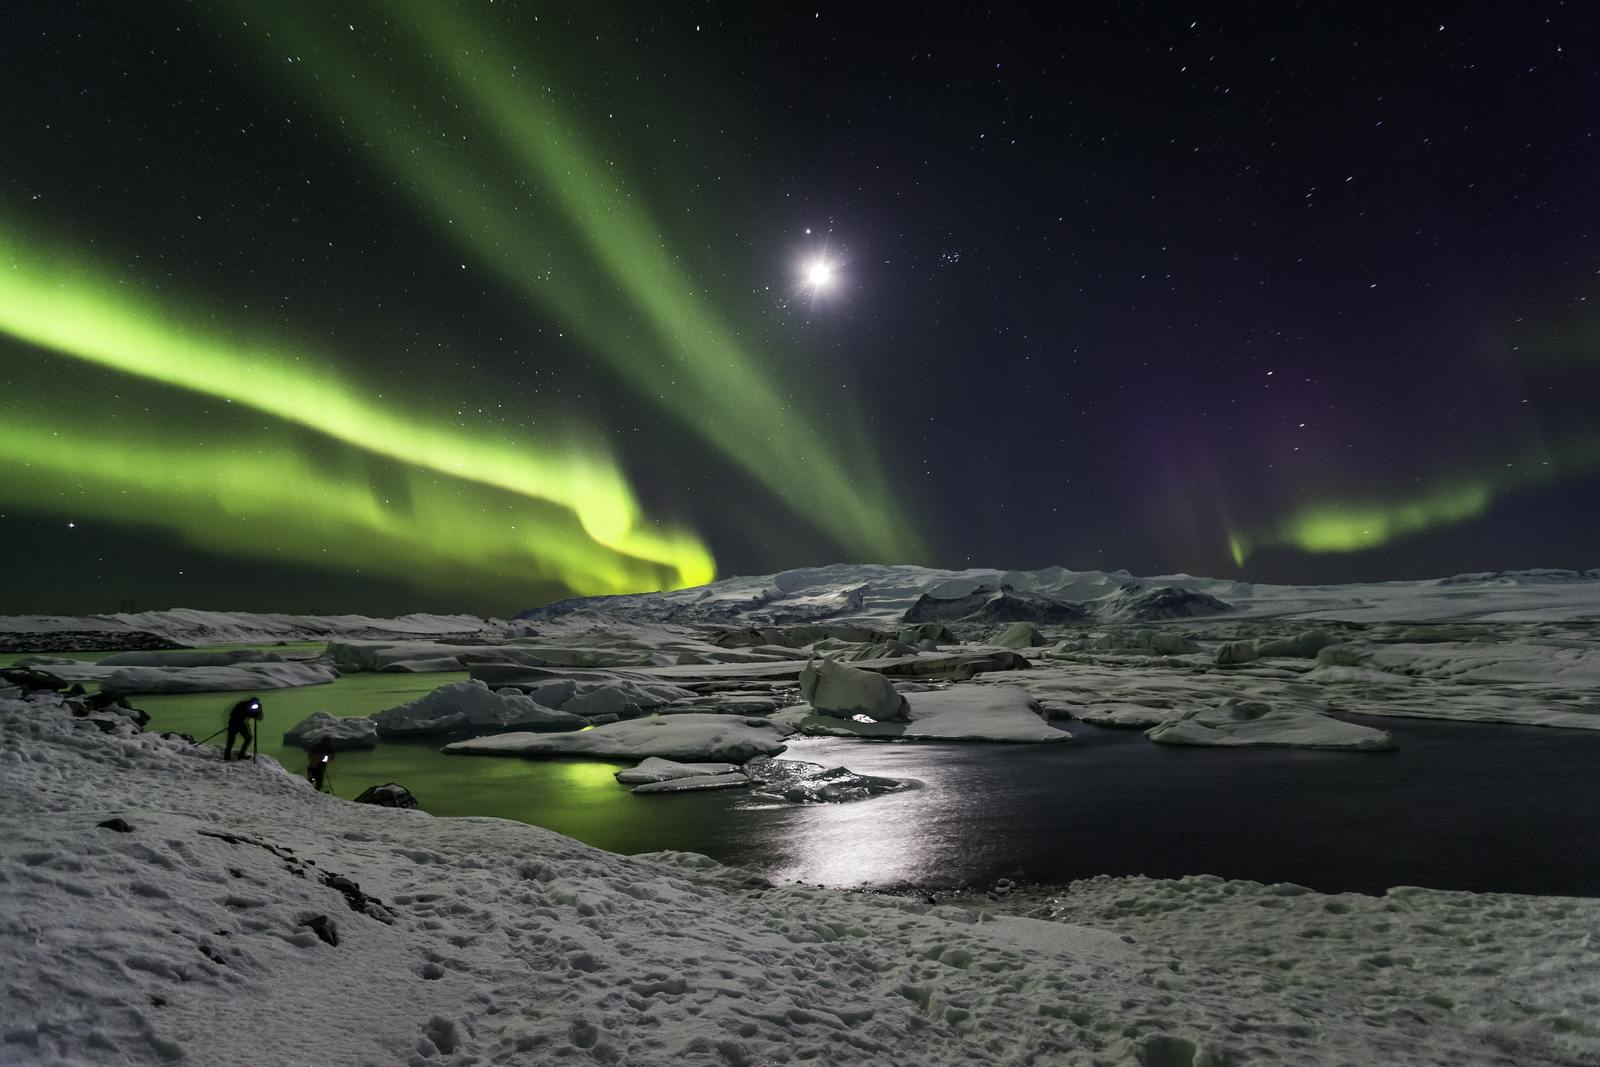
[5,643,742,854]
[100,650,703,854]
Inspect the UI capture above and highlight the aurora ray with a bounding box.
[0,223,714,591]
[212,0,918,563]
[0,403,689,598]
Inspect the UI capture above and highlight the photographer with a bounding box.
[223,696,263,761]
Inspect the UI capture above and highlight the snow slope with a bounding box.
[4,694,1598,1065]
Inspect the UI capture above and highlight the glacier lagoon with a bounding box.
[116,665,1600,897]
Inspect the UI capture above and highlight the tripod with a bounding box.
[191,727,226,748]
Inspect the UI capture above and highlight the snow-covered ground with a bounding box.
[5,692,1598,1066]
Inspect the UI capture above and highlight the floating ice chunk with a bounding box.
[775,685,1068,743]
[615,757,742,784]
[1069,702,1173,728]
[101,661,337,694]
[746,759,913,802]
[1146,698,1394,750]
[991,622,1046,648]
[1255,629,1340,659]
[1215,640,1260,666]
[631,772,751,794]
[799,656,910,722]
[282,711,378,750]
[443,714,792,762]
[372,680,583,737]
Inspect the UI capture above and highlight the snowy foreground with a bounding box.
[5,694,1600,1067]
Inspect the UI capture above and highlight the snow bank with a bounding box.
[442,713,793,762]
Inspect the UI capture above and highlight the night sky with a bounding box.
[2,2,1597,616]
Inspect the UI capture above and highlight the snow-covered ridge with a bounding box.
[0,609,506,650]
[3,566,1591,651]
[522,564,1600,626]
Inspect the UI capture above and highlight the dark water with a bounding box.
[126,672,1600,896]
[627,719,1600,897]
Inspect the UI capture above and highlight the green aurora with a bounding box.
[0,403,688,597]
[215,0,915,563]
[1229,435,1600,565]
[1,2,923,608]
[0,225,714,595]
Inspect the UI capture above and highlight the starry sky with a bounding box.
[2,1,1597,615]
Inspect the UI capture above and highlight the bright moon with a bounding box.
[803,258,836,289]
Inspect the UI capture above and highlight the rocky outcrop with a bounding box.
[353,783,420,808]
[1093,585,1233,622]
[902,588,1001,623]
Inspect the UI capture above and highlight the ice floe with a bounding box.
[776,685,1068,743]
[1145,698,1395,750]
[371,680,583,737]
[281,711,380,750]
[101,661,338,694]
[442,713,793,762]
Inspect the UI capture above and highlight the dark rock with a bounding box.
[961,589,1091,624]
[0,630,185,653]
[303,914,339,946]
[902,587,1000,622]
[712,622,892,649]
[1094,584,1233,622]
[0,667,69,692]
[354,783,419,809]
[97,817,134,833]
[904,587,1089,625]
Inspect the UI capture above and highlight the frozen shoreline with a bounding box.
[4,692,1598,1065]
